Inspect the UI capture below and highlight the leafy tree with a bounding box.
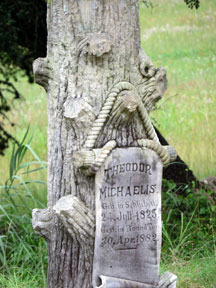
[0,0,46,154]
[184,0,200,9]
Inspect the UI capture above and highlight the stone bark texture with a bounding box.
[33,1,168,287]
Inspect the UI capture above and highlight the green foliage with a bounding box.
[161,180,216,287]
[0,0,47,80]
[141,0,154,8]
[0,129,47,287]
[160,257,216,288]
[184,0,200,9]
[0,0,47,155]
[162,179,216,258]
[142,0,200,9]
[140,0,216,178]
[0,71,21,155]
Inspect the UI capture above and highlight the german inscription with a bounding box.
[92,148,163,287]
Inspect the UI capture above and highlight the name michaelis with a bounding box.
[100,184,157,199]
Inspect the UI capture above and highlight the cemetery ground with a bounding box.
[0,0,215,287]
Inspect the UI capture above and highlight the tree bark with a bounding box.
[32,1,169,287]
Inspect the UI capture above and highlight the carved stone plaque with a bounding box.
[92,147,163,287]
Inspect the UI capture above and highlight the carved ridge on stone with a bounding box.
[33,57,52,90]
[86,140,117,175]
[78,33,111,57]
[32,207,53,241]
[165,145,178,163]
[139,48,156,78]
[158,271,177,288]
[53,195,95,246]
[142,68,168,112]
[120,90,141,113]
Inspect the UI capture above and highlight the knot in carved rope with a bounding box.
[86,140,117,175]
[137,139,171,167]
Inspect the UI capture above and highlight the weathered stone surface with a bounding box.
[32,207,52,241]
[92,147,163,287]
[97,275,155,288]
[32,1,170,286]
[158,271,177,288]
[53,195,95,245]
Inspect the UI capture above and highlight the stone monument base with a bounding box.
[97,271,177,288]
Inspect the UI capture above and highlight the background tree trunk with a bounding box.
[155,127,198,188]
[33,1,168,287]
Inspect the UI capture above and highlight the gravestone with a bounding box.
[31,2,180,285]
[93,148,162,287]
[33,78,178,288]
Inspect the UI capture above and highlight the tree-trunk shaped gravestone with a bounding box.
[32,1,178,287]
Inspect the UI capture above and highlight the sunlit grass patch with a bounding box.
[140,0,216,179]
[0,132,47,288]
[0,76,47,184]
[160,256,216,288]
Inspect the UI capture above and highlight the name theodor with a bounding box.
[104,162,152,179]
[100,184,157,199]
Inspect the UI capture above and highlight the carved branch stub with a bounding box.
[119,90,141,113]
[88,34,111,57]
[32,207,53,241]
[64,98,96,128]
[53,195,95,246]
[72,150,96,169]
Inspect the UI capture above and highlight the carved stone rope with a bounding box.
[138,139,171,167]
[84,82,135,149]
[86,140,117,175]
[73,81,176,174]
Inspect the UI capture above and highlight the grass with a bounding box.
[0,0,215,287]
[160,257,216,288]
[140,0,216,179]
[160,179,216,287]
[0,75,47,185]
[0,132,47,287]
